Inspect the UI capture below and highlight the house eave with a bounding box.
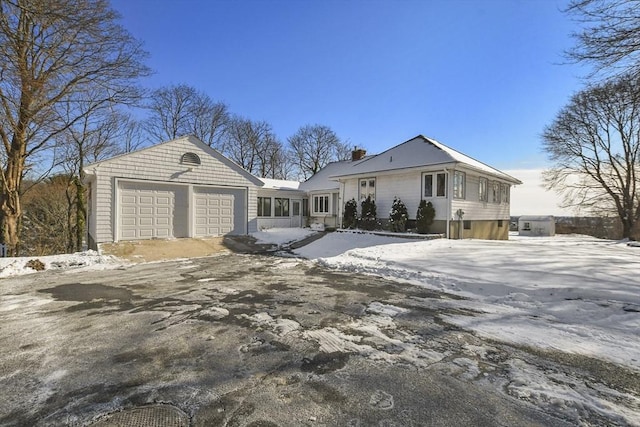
[330,161,522,185]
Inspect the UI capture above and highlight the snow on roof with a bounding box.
[298,157,370,192]
[330,135,522,184]
[258,178,302,191]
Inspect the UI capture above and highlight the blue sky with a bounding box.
[111,0,585,172]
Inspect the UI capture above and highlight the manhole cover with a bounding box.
[90,404,189,427]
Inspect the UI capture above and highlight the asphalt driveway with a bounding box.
[0,252,580,426]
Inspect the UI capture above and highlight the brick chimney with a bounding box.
[351,148,366,161]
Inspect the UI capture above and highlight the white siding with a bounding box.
[375,172,421,220]
[89,137,259,243]
[255,189,306,229]
[343,172,449,220]
[451,169,512,220]
[340,167,513,224]
[247,187,258,233]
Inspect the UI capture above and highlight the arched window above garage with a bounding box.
[181,152,201,166]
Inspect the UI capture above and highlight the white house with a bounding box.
[518,216,556,237]
[325,135,522,240]
[85,134,521,248]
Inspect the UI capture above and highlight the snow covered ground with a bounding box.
[1,229,638,424]
[2,230,637,374]
[0,250,122,278]
[292,231,640,372]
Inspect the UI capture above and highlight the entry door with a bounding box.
[292,200,302,227]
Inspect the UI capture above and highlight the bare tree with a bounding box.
[222,116,286,178]
[566,0,640,77]
[119,115,148,154]
[542,74,640,239]
[287,124,349,180]
[144,84,229,149]
[0,0,149,255]
[57,95,129,251]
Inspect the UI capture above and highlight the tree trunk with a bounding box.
[621,218,634,240]
[1,193,21,257]
[1,144,25,256]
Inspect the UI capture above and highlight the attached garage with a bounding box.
[84,136,262,248]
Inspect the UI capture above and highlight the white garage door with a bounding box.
[120,183,175,240]
[194,190,234,237]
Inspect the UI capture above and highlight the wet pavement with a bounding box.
[0,252,630,426]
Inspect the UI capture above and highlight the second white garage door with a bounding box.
[194,190,235,237]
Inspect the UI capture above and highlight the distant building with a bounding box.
[518,216,555,237]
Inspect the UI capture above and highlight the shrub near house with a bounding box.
[360,196,378,230]
[343,198,358,229]
[416,200,435,234]
[389,197,408,232]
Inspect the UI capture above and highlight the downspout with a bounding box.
[444,168,450,239]
[338,180,345,229]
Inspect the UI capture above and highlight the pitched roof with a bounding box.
[85,135,264,186]
[298,157,370,192]
[259,178,302,191]
[330,135,522,184]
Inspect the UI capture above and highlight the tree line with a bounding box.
[0,0,351,256]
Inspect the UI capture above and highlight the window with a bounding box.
[292,201,300,216]
[463,220,471,230]
[424,172,447,198]
[424,174,433,197]
[498,220,503,228]
[501,184,510,203]
[436,173,446,197]
[313,195,329,214]
[257,197,271,217]
[479,177,488,202]
[453,171,465,199]
[491,182,501,203]
[359,178,376,201]
[523,221,531,231]
[274,198,289,217]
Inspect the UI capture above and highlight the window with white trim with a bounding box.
[501,184,509,203]
[359,178,376,201]
[491,182,501,203]
[423,172,447,198]
[479,177,488,202]
[257,197,271,217]
[313,195,329,214]
[453,171,465,199]
[274,198,290,217]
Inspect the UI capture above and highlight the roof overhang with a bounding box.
[330,161,522,185]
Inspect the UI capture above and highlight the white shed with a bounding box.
[518,216,555,236]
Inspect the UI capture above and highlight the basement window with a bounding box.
[181,152,201,166]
